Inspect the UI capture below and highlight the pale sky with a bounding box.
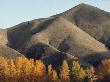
[0,0,110,28]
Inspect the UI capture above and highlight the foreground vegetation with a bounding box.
[0,56,110,82]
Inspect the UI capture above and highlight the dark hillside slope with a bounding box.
[7,17,108,61]
[7,18,49,49]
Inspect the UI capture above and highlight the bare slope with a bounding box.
[57,3,110,49]
[7,18,52,49]
[8,17,108,59]
[0,45,24,59]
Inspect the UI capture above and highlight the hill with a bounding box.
[0,3,110,67]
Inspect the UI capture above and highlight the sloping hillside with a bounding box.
[57,3,110,49]
[0,3,110,66]
[6,16,109,66]
[0,45,24,59]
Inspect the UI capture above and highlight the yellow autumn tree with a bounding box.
[52,70,59,82]
[33,60,46,82]
[79,68,86,82]
[85,66,97,82]
[98,59,110,81]
[98,59,110,75]
[71,61,86,82]
[8,59,17,82]
[60,60,70,82]
[21,58,34,82]
[48,65,53,82]
[48,64,60,82]
[14,57,25,82]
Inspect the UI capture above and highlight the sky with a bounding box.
[0,0,110,28]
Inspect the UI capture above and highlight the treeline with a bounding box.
[0,56,110,82]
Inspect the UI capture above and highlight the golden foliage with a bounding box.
[85,66,97,82]
[98,59,110,81]
[0,56,46,82]
[71,61,86,82]
[79,68,86,81]
[48,65,53,82]
[1,56,105,82]
[48,65,60,82]
[60,60,70,82]
[98,59,110,75]
[51,70,59,82]
[33,60,46,82]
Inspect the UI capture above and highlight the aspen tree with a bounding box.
[0,57,10,82]
[71,61,85,82]
[15,57,25,81]
[52,70,58,82]
[60,60,70,82]
[98,59,110,81]
[8,59,17,82]
[48,65,53,82]
[33,60,46,82]
[86,66,97,82]
[98,59,110,75]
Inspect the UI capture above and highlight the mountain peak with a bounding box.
[55,3,96,17]
[75,3,95,9]
[77,3,89,6]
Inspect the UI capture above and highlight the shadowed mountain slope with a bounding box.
[6,17,109,66]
